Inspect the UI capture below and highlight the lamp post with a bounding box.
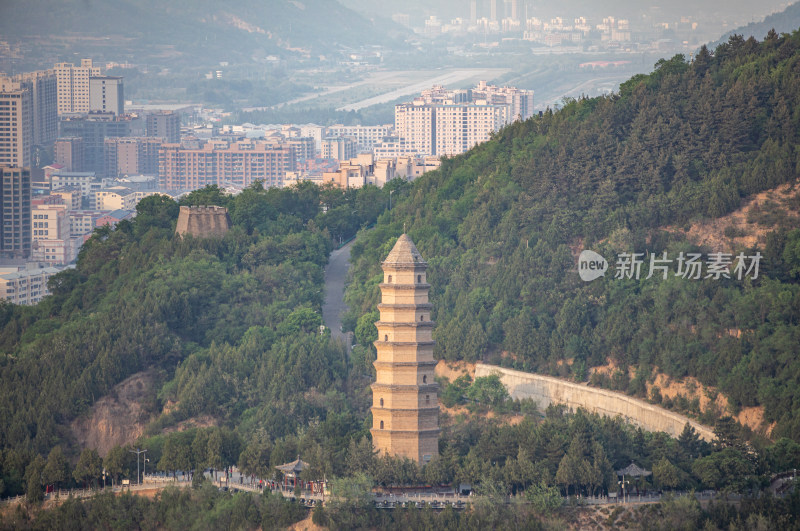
[389,189,394,210]
[144,458,150,483]
[618,477,629,503]
[129,448,147,486]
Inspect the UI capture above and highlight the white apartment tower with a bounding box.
[89,76,124,116]
[54,59,102,114]
[394,81,533,157]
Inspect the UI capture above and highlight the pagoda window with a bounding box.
[380,421,384,429]
[423,375,427,384]
[380,398,384,406]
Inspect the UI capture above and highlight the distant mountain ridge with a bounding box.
[0,0,400,66]
[713,2,800,46]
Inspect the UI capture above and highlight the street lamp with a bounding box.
[389,189,395,210]
[144,458,150,483]
[129,448,147,486]
[618,477,629,503]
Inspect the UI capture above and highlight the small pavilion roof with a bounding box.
[275,457,310,475]
[616,462,652,477]
[383,234,426,265]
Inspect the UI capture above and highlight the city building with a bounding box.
[326,125,393,152]
[0,166,31,259]
[371,234,439,463]
[104,136,163,177]
[394,81,534,156]
[145,110,181,143]
[0,264,70,305]
[0,78,33,168]
[49,186,82,210]
[54,58,101,114]
[321,136,357,161]
[2,70,58,146]
[89,76,124,115]
[158,139,296,190]
[298,124,326,154]
[69,209,113,236]
[54,137,84,171]
[285,137,316,164]
[31,198,71,265]
[94,187,161,211]
[50,171,97,197]
[95,209,133,228]
[59,112,132,177]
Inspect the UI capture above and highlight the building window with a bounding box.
[380,398,384,406]
[423,375,427,384]
[384,334,388,342]
[388,275,392,283]
[380,421,384,429]
[418,274,422,283]
[420,315,424,322]
[426,395,430,404]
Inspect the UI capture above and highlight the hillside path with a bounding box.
[322,241,354,344]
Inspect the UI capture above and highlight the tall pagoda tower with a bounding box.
[371,234,439,463]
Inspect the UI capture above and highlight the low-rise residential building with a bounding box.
[0,265,72,305]
[326,125,393,152]
[50,186,82,210]
[94,187,163,211]
[50,171,97,196]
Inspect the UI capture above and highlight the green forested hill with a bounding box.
[0,182,404,499]
[346,32,800,439]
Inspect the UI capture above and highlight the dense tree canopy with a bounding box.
[345,31,800,440]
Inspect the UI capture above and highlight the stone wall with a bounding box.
[175,205,232,238]
[475,363,715,441]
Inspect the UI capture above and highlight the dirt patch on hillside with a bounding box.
[71,370,158,456]
[435,360,475,381]
[666,181,800,253]
[161,415,220,434]
[288,513,324,531]
[588,360,770,437]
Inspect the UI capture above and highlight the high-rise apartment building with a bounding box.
[54,137,84,171]
[145,111,181,143]
[371,234,439,463]
[0,80,33,168]
[54,59,101,114]
[59,113,131,177]
[0,166,31,259]
[89,76,124,116]
[159,140,296,190]
[6,70,58,146]
[394,81,534,157]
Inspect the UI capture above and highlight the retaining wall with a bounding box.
[475,363,714,441]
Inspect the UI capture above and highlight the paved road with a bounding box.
[322,241,354,344]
